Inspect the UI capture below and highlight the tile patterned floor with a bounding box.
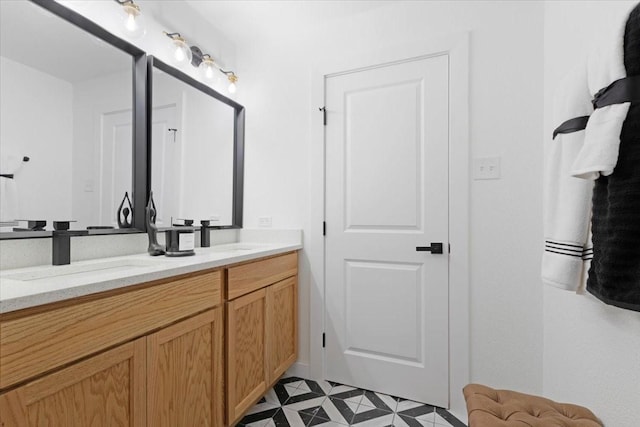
[238,376,467,427]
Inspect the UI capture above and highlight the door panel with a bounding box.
[344,260,422,363]
[100,110,133,227]
[325,54,449,407]
[346,80,422,230]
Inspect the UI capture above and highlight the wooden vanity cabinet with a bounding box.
[227,289,269,424]
[0,269,224,427]
[226,252,298,425]
[147,307,224,427]
[0,338,146,426]
[266,275,297,384]
[0,251,299,427]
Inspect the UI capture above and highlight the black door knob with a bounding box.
[416,243,444,254]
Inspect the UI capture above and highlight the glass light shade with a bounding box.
[120,3,146,38]
[228,74,238,94]
[167,37,192,66]
[201,59,216,80]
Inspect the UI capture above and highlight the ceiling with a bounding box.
[183,0,392,46]
[0,1,130,83]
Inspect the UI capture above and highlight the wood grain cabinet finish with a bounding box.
[0,251,298,427]
[226,252,299,425]
[226,289,268,425]
[0,269,222,390]
[227,252,297,300]
[147,308,224,427]
[0,338,146,427]
[266,276,298,384]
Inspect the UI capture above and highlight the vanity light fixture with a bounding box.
[113,0,146,38]
[224,71,238,94]
[199,54,218,81]
[163,31,193,66]
[199,53,239,94]
[164,31,240,93]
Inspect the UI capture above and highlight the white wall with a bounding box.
[0,56,73,223]
[234,0,546,408]
[543,2,640,426]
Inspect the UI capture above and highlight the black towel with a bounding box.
[587,3,640,312]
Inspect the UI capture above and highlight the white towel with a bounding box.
[542,65,594,292]
[571,12,630,180]
[0,152,22,223]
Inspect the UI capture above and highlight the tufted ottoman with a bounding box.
[463,384,603,427]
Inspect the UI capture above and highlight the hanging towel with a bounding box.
[587,3,640,312]
[571,8,630,180]
[0,152,22,223]
[542,65,594,292]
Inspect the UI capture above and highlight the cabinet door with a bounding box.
[227,288,268,425]
[266,276,298,384]
[147,308,224,427]
[0,338,146,427]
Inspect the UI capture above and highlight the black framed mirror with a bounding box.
[147,56,244,229]
[0,0,147,238]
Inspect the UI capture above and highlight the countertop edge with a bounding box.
[0,244,302,314]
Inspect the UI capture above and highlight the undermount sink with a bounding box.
[206,243,268,253]
[4,259,158,282]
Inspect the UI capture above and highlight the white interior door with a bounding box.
[325,54,450,407]
[151,104,181,227]
[100,110,132,227]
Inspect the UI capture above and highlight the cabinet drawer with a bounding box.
[0,269,222,390]
[227,252,298,300]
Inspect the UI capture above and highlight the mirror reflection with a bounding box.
[0,1,134,232]
[150,61,235,227]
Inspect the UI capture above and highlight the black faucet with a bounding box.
[200,220,220,247]
[52,221,88,265]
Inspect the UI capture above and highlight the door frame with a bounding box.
[307,32,469,420]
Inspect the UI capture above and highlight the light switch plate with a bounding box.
[258,216,272,228]
[473,156,501,180]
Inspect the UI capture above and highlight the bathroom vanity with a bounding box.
[0,244,299,426]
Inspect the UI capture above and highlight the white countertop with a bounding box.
[0,241,302,314]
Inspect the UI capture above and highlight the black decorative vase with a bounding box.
[145,191,165,256]
[116,192,133,228]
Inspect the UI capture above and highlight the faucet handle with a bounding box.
[53,221,87,236]
[53,221,75,231]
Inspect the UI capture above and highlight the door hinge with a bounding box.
[322,333,326,348]
[449,243,451,253]
[319,107,326,125]
[323,221,326,236]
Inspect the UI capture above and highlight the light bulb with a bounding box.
[125,13,137,32]
[120,3,146,38]
[227,74,238,94]
[201,59,216,80]
[174,46,185,62]
[166,37,192,66]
